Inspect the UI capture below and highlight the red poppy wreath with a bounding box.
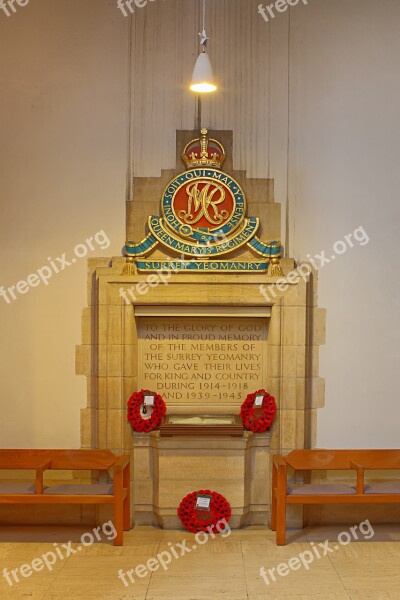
[127,389,166,433]
[240,389,277,433]
[178,490,231,534]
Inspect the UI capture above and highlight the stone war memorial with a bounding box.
[76,128,326,528]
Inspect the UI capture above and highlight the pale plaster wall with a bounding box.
[288,0,400,447]
[0,0,398,448]
[0,0,127,447]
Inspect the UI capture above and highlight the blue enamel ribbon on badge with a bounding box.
[125,234,158,257]
[247,237,281,258]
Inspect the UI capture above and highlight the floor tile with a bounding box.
[0,525,399,599]
[247,594,351,600]
[145,575,248,600]
[347,592,400,600]
[329,558,400,589]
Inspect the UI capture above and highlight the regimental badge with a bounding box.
[124,129,283,274]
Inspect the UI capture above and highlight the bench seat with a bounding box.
[288,483,356,495]
[365,482,400,494]
[0,483,36,495]
[43,484,114,495]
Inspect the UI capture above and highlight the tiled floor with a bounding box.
[0,524,399,599]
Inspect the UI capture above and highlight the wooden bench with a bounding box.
[271,449,400,545]
[0,449,130,545]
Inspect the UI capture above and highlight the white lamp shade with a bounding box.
[190,51,217,93]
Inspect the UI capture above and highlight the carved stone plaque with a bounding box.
[138,316,268,412]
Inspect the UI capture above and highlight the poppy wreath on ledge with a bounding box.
[240,389,277,433]
[178,490,232,534]
[127,389,167,433]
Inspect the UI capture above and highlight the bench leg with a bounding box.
[123,500,130,531]
[271,461,277,531]
[271,490,277,531]
[276,497,287,546]
[123,466,131,531]
[113,501,124,546]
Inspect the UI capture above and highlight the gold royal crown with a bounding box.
[182,128,226,170]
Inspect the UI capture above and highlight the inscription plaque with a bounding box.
[138,317,268,411]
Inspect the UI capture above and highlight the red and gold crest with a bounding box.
[170,178,236,232]
[124,128,282,273]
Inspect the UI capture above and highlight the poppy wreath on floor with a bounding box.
[240,389,277,433]
[127,389,167,433]
[178,490,232,534]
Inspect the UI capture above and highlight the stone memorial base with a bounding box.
[132,430,271,528]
